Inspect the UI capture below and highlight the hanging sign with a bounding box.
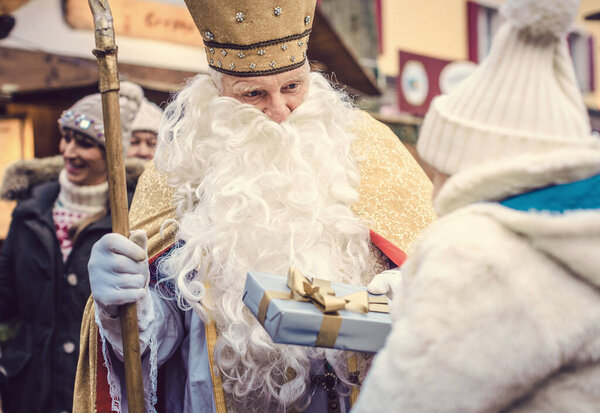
[64,0,203,47]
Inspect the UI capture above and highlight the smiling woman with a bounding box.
[60,128,108,186]
[0,82,144,413]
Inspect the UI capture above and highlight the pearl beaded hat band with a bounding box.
[184,0,317,76]
[59,111,105,142]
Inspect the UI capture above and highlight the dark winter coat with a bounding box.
[0,156,144,413]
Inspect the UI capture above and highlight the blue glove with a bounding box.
[88,230,150,317]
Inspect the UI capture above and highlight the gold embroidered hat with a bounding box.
[184,0,316,76]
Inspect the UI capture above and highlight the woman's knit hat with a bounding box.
[417,0,600,175]
[57,81,144,150]
[131,99,163,135]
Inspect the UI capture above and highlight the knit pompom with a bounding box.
[502,0,579,39]
[119,81,144,126]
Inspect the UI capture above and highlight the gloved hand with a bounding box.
[367,268,403,301]
[88,230,150,317]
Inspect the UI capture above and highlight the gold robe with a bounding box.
[73,112,436,412]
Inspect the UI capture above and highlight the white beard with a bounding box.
[154,73,385,411]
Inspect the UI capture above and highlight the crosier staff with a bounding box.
[87,1,145,412]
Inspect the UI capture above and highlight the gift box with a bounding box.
[243,269,392,353]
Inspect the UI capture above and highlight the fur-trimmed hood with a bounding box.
[434,148,600,215]
[435,147,600,290]
[0,155,147,201]
[355,147,600,413]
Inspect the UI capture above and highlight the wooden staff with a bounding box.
[88,1,145,412]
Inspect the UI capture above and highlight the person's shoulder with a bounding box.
[349,110,423,172]
[131,161,175,202]
[399,211,519,328]
[349,111,436,251]
[350,111,399,146]
[409,207,516,271]
[1,156,62,202]
[129,161,178,259]
[12,180,59,218]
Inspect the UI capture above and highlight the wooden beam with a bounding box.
[308,7,380,96]
[0,46,196,98]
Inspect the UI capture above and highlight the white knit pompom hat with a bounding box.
[417,0,599,175]
[131,99,163,135]
[58,81,144,151]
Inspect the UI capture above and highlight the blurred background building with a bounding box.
[0,0,599,238]
[377,0,600,125]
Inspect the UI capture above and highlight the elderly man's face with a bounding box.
[221,65,310,123]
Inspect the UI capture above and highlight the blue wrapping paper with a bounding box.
[243,271,392,353]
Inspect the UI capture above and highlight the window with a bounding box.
[568,31,595,94]
[467,1,501,63]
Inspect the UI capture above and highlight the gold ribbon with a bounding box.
[256,267,389,348]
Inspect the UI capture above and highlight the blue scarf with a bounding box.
[500,174,600,213]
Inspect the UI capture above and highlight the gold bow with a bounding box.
[287,267,372,314]
[256,267,389,348]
